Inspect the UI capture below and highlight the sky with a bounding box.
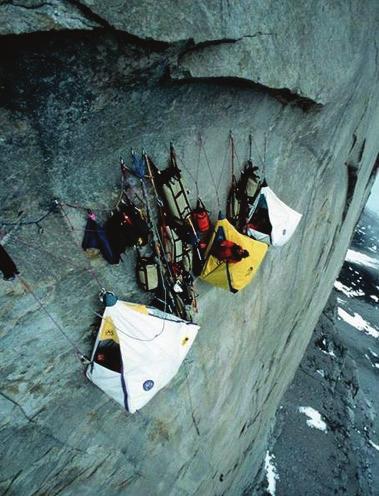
[366,172,379,216]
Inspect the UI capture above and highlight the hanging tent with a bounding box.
[200,217,268,292]
[245,185,302,246]
[87,294,199,413]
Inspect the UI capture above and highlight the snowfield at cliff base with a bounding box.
[337,307,379,339]
[334,280,365,298]
[345,249,379,269]
[264,451,279,496]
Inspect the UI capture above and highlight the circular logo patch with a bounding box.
[143,380,154,391]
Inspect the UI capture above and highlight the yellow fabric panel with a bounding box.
[201,218,268,292]
[99,316,119,343]
[122,302,149,315]
[200,254,229,290]
[98,303,147,344]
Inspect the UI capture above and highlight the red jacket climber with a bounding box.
[212,240,249,263]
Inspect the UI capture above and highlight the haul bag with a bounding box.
[192,199,211,233]
[162,176,192,223]
[182,244,193,273]
[169,227,193,273]
[170,227,183,263]
[241,161,261,200]
[137,257,159,291]
[226,184,241,226]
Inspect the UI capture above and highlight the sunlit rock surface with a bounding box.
[0,0,99,35]
[0,2,378,495]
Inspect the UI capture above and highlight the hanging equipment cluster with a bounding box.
[225,132,303,247]
[200,131,302,293]
[0,132,302,415]
[77,145,213,321]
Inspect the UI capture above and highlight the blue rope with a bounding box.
[0,202,59,227]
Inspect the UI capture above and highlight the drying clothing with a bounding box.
[82,216,117,264]
[0,244,19,280]
[212,240,246,264]
[105,205,149,262]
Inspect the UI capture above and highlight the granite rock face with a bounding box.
[257,212,379,496]
[0,2,378,495]
[0,0,99,35]
[171,0,371,104]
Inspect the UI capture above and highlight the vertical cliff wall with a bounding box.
[0,2,378,495]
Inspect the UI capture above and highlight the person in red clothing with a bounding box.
[212,239,249,263]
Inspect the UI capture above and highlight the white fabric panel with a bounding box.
[245,226,271,244]
[147,306,185,322]
[86,362,125,408]
[109,302,199,414]
[263,187,302,246]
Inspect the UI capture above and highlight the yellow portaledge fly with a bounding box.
[200,218,268,293]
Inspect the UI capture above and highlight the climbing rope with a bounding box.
[2,195,173,343]
[0,159,129,233]
[59,203,104,289]
[194,134,202,198]
[198,137,221,209]
[216,133,232,193]
[93,310,167,343]
[183,360,200,436]
[248,131,266,177]
[167,142,198,193]
[0,202,58,228]
[183,359,221,480]
[17,275,89,363]
[13,230,170,344]
[230,130,235,179]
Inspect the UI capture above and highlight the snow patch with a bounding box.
[369,440,379,451]
[264,451,279,495]
[345,249,379,269]
[334,280,364,298]
[316,369,325,378]
[364,354,378,368]
[299,406,327,432]
[337,307,379,338]
[369,295,379,302]
[321,349,336,358]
